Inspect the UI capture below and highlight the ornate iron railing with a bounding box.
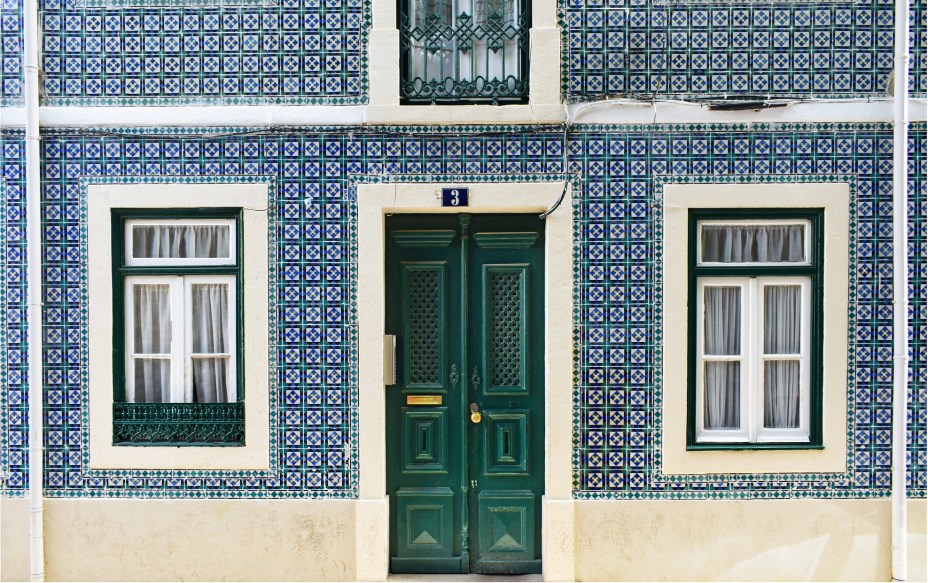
[400,0,530,103]
[113,402,245,445]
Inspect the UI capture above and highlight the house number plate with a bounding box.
[441,188,469,207]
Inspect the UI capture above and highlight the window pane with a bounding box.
[704,362,740,429]
[191,283,230,354]
[704,286,741,355]
[133,284,171,354]
[764,285,801,354]
[132,224,231,260]
[401,0,527,102]
[764,361,801,428]
[192,357,230,403]
[701,224,805,263]
[132,358,171,403]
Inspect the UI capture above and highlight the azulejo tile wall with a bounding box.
[562,0,927,99]
[1,0,926,105]
[2,0,368,106]
[0,0,23,105]
[0,123,925,499]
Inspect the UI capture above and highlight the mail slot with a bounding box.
[406,395,443,406]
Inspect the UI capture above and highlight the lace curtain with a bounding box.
[130,281,231,404]
[701,224,805,263]
[702,284,802,431]
[132,224,230,260]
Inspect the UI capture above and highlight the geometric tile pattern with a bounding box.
[561,0,928,99]
[0,123,925,499]
[29,0,367,105]
[0,0,23,105]
[1,0,926,104]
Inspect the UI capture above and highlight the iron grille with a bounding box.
[400,0,530,104]
[113,402,245,445]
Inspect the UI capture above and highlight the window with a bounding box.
[688,210,823,448]
[400,0,530,103]
[112,210,244,445]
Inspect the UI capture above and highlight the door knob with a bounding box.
[470,402,482,423]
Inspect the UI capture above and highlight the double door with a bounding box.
[386,214,545,574]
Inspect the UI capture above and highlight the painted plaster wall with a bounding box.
[0,498,29,582]
[1,0,926,106]
[3,498,924,581]
[32,499,354,581]
[573,499,928,582]
[0,125,924,500]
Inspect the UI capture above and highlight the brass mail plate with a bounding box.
[407,395,442,406]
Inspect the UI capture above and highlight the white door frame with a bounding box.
[354,181,576,581]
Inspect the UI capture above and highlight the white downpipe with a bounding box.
[23,0,45,576]
[890,0,910,577]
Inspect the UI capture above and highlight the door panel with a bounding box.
[387,214,543,575]
[402,408,449,473]
[401,263,448,391]
[484,411,529,475]
[477,490,536,563]
[483,264,530,394]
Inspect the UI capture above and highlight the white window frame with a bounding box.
[124,218,236,267]
[124,274,237,404]
[87,181,270,470]
[696,219,812,267]
[695,275,811,444]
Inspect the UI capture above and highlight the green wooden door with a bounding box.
[386,214,545,575]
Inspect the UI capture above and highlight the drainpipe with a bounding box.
[23,0,45,576]
[890,0,910,576]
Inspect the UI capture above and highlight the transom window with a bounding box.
[400,0,530,103]
[689,211,823,448]
[113,210,244,445]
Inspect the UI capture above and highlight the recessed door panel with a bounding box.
[402,263,447,391]
[485,411,529,475]
[395,487,455,558]
[483,265,530,395]
[403,408,449,473]
[477,490,536,562]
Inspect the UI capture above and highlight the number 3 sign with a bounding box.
[441,188,469,207]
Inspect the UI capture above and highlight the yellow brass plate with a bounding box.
[407,395,442,406]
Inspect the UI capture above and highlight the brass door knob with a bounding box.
[470,411,482,423]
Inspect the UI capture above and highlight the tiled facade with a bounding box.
[0,124,925,500]
[0,0,927,105]
[0,0,926,576]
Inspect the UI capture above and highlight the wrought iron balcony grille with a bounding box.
[400,0,530,104]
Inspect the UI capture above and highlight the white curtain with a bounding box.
[190,283,231,403]
[133,224,230,260]
[702,225,805,263]
[763,285,801,428]
[410,0,454,84]
[703,286,741,429]
[131,284,172,403]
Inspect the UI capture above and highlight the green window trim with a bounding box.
[111,207,246,446]
[686,208,825,450]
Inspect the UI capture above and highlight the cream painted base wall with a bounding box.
[575,499,927,582]
[1,499,355,582]
[2,497,926,581]
[1,498,29,582]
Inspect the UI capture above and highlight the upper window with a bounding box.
[113,210,244,446]
[400,0,530,104]
[689,210,823,448]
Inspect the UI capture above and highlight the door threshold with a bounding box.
[387,575,544,582]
